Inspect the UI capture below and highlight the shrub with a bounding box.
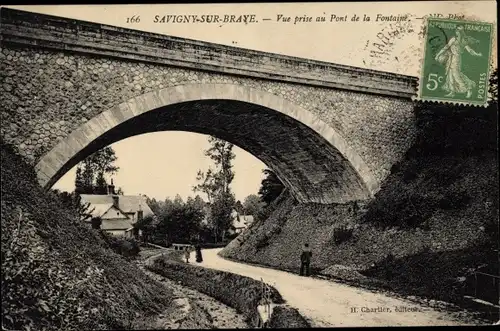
[402,163,420,182]
[268,306,311,328]
[100,232,140,259]
[255,236,270,250]
[438,191,471,210]
[378,253,396,280]
[420,219,432,231]
[91,216,102,229]
[332,226,354,245]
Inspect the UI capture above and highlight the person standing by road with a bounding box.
[184,245,192,263]
[300,243,312,276]
[195,243,203,263]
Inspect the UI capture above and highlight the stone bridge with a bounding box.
[0,8,418,204]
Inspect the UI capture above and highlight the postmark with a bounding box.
[416,17,494,106]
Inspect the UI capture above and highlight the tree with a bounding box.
[173,194,184,207]
[153,198,204,245]
[52,189,95,220]
[94,172,108,195]
[208,191,236,242]
[86,146,119,175]
[186,195,207,214]
[234,200,244,214]
[193,168,218,203]
[74,166,85,195]
[242,194,265,216]
[145,196,162,215]
[193,136,236,242]
[75,146,119,194]
[133,214,158,243]
[81,158,95,194]
[258,169,285,205]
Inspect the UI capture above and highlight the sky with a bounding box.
[6,2,496,202]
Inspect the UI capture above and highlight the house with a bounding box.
[80,180,155,238]
[201,205,254,234]
[230,212,254,235]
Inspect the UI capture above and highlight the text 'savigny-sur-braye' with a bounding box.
[154,14,258,24]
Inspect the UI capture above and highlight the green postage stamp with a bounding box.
[417,18,494,106]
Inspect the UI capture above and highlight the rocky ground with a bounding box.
[135,248,249,329]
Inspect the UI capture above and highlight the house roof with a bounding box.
[80,194,155,218]
[89,203,114,218]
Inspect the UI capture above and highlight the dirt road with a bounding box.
[200,248,473,327]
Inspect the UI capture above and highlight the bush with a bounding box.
[438,191,471,210]
[100,232,141,259]
[255,236,270,250]
[268,305,311,328]
[332,226,354,245]
[91,216,102,229]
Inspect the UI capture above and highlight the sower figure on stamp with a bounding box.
[300,243,312,276]
[434,25,482,99]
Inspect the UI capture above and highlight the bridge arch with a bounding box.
[35,83,379,204]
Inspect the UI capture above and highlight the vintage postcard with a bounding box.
[0,1,498,330]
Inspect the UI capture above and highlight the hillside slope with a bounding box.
[1,142,175,330]
[221,103,499,309]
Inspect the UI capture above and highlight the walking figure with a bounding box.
[195,243,203,263]
[300,243,312,276]
[184,246,192,263]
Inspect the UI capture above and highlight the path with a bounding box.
[200,248,472,327]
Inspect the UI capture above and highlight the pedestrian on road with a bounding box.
[300,243,312,276]
[184,245,192,263]
[195,243,203,263]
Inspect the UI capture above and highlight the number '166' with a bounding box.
[426,73,444,91]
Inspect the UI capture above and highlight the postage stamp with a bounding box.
[416,17,494,106]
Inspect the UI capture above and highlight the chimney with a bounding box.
[137,203,143,222]
[112,196,119,209]
[107,178,115,195]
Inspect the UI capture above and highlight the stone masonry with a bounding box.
[0,8,418,204]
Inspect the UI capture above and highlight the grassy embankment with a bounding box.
[1,142,176,330]
[220,102,499,320]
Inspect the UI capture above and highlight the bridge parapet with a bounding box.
[0,7,417,98]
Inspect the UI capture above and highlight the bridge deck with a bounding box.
[0,7,417,98]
